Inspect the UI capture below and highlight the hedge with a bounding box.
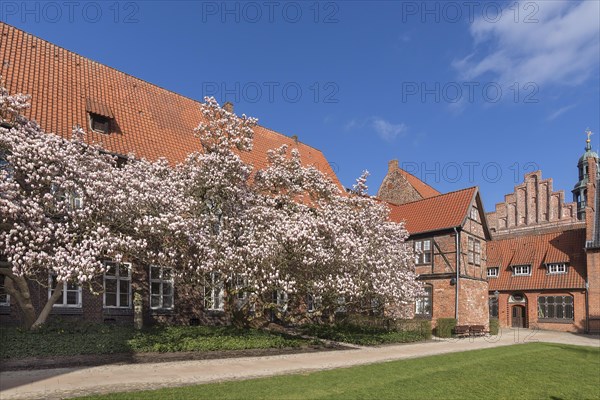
[489,318,499,335]
[435,318,457,338]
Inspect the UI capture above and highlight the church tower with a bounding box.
[573,130,599,220]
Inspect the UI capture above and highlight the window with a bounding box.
[306,293,321,312]
[273,290,288,312]
[487,267,499,278]
[489,296,498,318]
[470,207,478,221]
[150,266,174,310]
[0,275,10,306]
[512,265,531,276]
[234,275,248,301]
[89,113,110,134]
[103,261,131,308]
[538,296,574,320]
[415,286,432,317]
[414,239,432,264]
[468,237,481,265]
[204,271,224,311]
[547,263,567,274]
[48,274,82,307]
[50,184,83,210]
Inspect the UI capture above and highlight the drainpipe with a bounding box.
[454,227,461,323]
[585,280,589,333]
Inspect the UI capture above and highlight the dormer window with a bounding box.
[547,263,567,274]
[487,267,499,278]
[512,265,531,276]
[89,113,110,134]
[85,98,114,134]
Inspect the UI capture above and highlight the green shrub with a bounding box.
[435,318,457,338]
[489,318,499,335]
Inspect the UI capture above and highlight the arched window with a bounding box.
[489,296,498,318]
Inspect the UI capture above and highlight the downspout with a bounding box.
[454,227,460,322]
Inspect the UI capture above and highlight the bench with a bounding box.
[453,325,470,337]
[469,325,486,336]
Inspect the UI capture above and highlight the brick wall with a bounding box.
[376,160,423,205]
[458,278,489,328]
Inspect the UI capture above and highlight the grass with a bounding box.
[300,323,430,345]
[78,343,600,400]
[0,322,310,359]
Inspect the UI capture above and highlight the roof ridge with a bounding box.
[385,186,477,207]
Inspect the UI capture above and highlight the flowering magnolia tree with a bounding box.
[0,82,421,329]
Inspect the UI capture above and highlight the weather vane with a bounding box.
[586,128,593,143]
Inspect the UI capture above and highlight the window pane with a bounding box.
[548,306,555,318]
[565,296,573,304]
[120,293,130,308]
[423,240,430,251]
[163,283,173,296]
[163,295,173,309]
[556,304,564,319]
[119,279,130,295]
[565,304,574,319]
[150,266,161,279]
[162,268,172,280]
[66,282,78,291]
[105,263,116,276]
[151,295,161,308]
[151,282,161,296]
[105,293,117,307]
[66,291,78,305]
[105,279,117,293]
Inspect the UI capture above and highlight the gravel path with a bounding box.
[1,329,598,400]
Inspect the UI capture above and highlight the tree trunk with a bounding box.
[0,263,64,330]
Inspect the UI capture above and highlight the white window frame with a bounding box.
[468,237,481,265]
[103,261,132,308]
[415,286,432,317]
[546,263,567,275]
[149,265,174,310]
[512,265,531,276]
[414,239,432,265]
[487,267,499,278]
[48,274,82,308]
[204,271,224,311]
[0,275,10,306]
[275,289,289,312]
[470,207,478,221]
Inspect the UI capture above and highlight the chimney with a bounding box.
[291,134,299,144]
[223,102,234,113]
[388,159,399,172]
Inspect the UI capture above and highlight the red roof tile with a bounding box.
[487,229,586,291]
[0,23,341,188]
[387,187,477,235]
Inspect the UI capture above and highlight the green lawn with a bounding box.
[0,323,311,359]
[79,343,600,400]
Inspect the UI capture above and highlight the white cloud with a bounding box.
[344,117,409,142]
[454,0,600,87]
[371,118,408,141]
[547,104,577,121]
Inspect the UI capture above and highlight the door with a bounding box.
[511,305,526,328]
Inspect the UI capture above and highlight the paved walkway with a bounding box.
[1,329,598,400]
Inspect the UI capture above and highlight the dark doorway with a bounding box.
[511,305,526,328]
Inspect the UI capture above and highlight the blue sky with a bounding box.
[3,0,599,211]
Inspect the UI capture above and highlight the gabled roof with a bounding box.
[487,229,586,291]
[0,22,341,188]
[398,168,440,199]
[387,187,478,235]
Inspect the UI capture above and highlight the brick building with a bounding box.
[486,134,599,333]
[0,22,342,327]
[378,161,491,328]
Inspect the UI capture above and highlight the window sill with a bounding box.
[150,308,174,315]
[51,307,83,315]
[537,318,574,324]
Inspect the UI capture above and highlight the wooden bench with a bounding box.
[469,325,486,336]
[453,325,470,337]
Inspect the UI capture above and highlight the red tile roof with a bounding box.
[0,22,340,188]
[398,168,440,199]
[487,229,586,291]
[387,187,477,235]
